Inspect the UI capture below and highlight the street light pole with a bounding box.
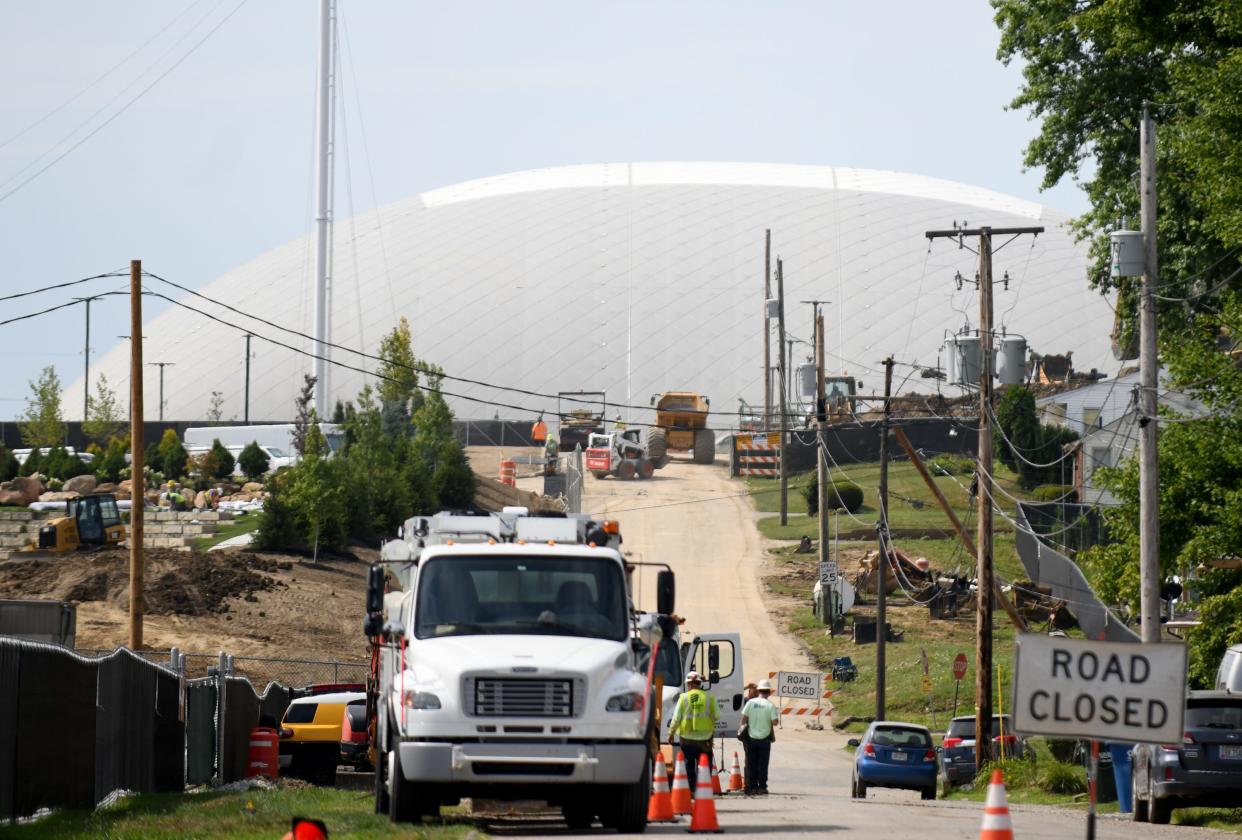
[146,362,175,422]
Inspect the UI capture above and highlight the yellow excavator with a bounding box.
[20,493,127,556]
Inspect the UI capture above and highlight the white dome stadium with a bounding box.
[67,162,1115,422]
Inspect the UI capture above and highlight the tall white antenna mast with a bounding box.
[312,0,336,415]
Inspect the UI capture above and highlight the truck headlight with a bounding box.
[401,690,441,710]
[605,692,645,713]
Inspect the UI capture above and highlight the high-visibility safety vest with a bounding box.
[531,420,548,443]
[671,689,718,741]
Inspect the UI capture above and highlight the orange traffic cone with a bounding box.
[711,763,723,796]
[688,753,723,833]
[979,769,1014,840]
[727,752,744,792]
[648,757,676,822]
[671,751,693,815]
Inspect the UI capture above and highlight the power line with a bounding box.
[0,271,128,303]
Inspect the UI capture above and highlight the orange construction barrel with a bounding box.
[499,459,517,487]
[246,726,279,779]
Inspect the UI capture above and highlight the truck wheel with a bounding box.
[309,748,337,786]
[647,428,669,468]
[615,756,651,833]
[1149,774,1171,824]
[638,459,654,479]
[374,744,389,814]
[619,460,637,480]
[692,429,715,464]
[389,748,419,823]
[1131,765,1148,822]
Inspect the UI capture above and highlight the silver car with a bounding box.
[1132,691,1242,824]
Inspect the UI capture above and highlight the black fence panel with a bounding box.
[0,643,19,821]
[257,683,292,729]
[95,652,157,803]
[454,419,537,448]
[152,670,184,792]
[781,417,978,473]
[185,682,217,785]
[12,643,97,818]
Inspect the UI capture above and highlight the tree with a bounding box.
[992,0,1242,352]
[285,413,347,555]
[82,373,124,446]
[992,386,1079,489]
[292,375,316,456]
[19,366,65,448]
[433,442,476,510]
[156,428,189,479]
[238,441,270,481]
[204,438,236,480]
[0,447,20,483]
[206,391,225,424]
[377,317,422,416]
[93,437,127,484]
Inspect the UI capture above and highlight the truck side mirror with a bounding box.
[710,670,720,684]
[732,693,743,710]
[708,643,720,672]
[383,620,406,640]
[366,565,384,614]
[657,570,676,615]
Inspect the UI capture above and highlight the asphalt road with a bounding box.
[562,459,1230,839]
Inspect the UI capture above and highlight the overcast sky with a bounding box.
[0,0,1088,421]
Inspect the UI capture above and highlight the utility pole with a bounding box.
[1139,105,1161,644]
[876,357,894,720]
[146,362,174,422]
[244,333,253,425]
[776,258,789,526]
[129,260,144,651]
[926,223,1043,767]
[816,313,830,631]
[73,296,100,421]
[764,229,772,432]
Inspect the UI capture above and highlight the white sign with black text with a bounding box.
[1012,634,1187,744]
[776,670,822,701]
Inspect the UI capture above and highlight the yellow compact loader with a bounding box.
[648,391,714,465]
[21,493,127,556]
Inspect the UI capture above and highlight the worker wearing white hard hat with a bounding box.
[740,679,779,795]
[669,670,718,792]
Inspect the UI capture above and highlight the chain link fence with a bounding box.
[76,647,367,689]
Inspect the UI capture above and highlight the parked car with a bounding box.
[279,687,366,785]
[339,702,372,770]
[1132,691,1242,824]
[1217,644,1242,693]
[850,721,938,800]
[939,714,1034,788]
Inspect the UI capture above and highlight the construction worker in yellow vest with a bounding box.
[669,670,718,793]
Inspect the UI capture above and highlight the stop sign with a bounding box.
[952,653,968,681]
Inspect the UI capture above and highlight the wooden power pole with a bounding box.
[776,258,789,526]
[876,356,894,720]
[926,223,1043,767]
[764,229,772,432]
[129,259,145,650]
[1139,106,1161,644]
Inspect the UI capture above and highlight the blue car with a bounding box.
[849,721,938,800]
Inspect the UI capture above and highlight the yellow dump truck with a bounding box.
[648,392,714,465]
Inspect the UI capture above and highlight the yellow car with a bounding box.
[279,689,365,785]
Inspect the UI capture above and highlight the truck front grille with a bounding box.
[471,678,573,717]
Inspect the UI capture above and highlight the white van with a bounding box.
[1216,644,1242,693]
[185,443,295,477]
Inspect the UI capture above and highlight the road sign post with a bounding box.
[951,652,967,719]
[1012,635,1187,743]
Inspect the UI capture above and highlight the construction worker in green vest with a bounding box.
[669,670,718,793]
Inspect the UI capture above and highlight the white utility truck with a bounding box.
[368,508,674,831]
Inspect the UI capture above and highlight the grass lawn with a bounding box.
[5,784,480,840]
[192,513,261,551]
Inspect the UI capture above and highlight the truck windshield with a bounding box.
[414,555,628,642]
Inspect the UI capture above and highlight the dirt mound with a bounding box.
[0,549,290,616]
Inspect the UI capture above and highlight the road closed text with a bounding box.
[1013,635,1187,744]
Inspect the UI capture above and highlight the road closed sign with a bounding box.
[776,671,822,701]
[1012,634,1187,744]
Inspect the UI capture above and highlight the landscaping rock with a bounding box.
[96,482,117,494]
[63,474,97,495]
[118,479,132,495]
[39,491,81,503]
[10,476,44,505]
[193,490,209,510]
[0,489,26,506]
[242,482,264,494]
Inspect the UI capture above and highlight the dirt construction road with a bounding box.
[569,459,1229,839]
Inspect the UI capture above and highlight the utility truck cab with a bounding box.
[370,509,668,831]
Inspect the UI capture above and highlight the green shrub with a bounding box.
[253,471,300,551]
[238,441,270,481]
[40,446,89,481]
[1032,484,1077,502]
[929,453,974,475]
[0,446,19,483]
[21,447,42,476]
[156,429,189,480]
[803,474,819,516]
[93,437,128,484]
[433,443,476,510]
[1044,738,1077,764]
[1037,760,1087,795]
[203,438,236,480]
[828,481,864,513]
